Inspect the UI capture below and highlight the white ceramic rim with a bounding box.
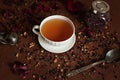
[39,15,75,46]
[38,33,76,53]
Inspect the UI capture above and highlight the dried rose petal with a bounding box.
[22,8,33,15]
[32,1,60,14]
[43,5,50,12]
[41,0,49,1]
[37,4,44,10]
[12,26,23,32]
[4,10,15,20]
[12,61,29,79]
[67,0,84,12]
[33,4,44,14]
[3,0,24,5]
[33,3,51,14]
[51,2,60,10]
[82,27,94,37]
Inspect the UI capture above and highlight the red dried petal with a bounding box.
[22,8,33,15]
[37,4,44,10]
[43,5,50,12]
[51,2,60,10]
[4,10,15,20]
[67,0,84,12]
[82,27,94,37]
[12,61,29,79]
[33,3,44,14]
[3,0,24,5]
[12,26,23,32]
[41,0,50,1]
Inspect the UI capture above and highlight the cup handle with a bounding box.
[32,25,40,35]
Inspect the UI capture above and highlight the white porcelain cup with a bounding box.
[32,15,76,53]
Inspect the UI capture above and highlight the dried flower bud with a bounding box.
[67,0,84,12]
[11,61,29,79]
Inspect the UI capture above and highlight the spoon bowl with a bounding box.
[0,32,18,45]
[6,32,18,45]
[105,48,120,62]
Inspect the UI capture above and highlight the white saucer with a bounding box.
[38,34,76,53]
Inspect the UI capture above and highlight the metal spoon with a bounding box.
[66,48,120,77]
[0,32,18,45]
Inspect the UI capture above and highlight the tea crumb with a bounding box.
[15,53,20,58]
[54,58,58,63]
[29,42,35,48]
[23,32,27,36]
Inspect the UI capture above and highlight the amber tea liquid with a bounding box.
[41,19,73,42]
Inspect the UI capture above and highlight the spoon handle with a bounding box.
[66,60,105,77]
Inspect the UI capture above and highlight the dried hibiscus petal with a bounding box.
[82,27,94,37]
[12,61,29,79]
[22,8,33,15]
[43,5,50,12]
[3,10,16,20]
[33,3,44,14]
[67,0,84,12]
[51,2,60,10]
[12,26,23,32]
[41,0,50,1]
[33,3,50,14]
[3,0,24,5]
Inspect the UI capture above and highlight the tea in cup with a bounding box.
[32,15,76,53]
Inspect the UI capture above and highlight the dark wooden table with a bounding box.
[0,0,120,80]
